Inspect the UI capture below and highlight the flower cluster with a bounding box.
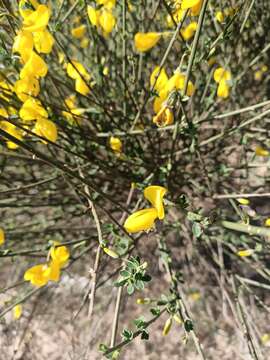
[87,0,116,37]
[124,186,167,233]
[150,67,194,126]
[11,0,57,144]
[24,242,70,287]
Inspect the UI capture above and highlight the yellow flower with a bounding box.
[13,305,22,320]
[50,242,70,267]
[19,0,39,19]
[162,318,172,336]
[13,30,33,62]
[103,66,109,76]
[24,255,63,287]
[166,8,184,28]
[19,98,48,122]
[87,6,100,27]
[265,218,270,227]
[134,32,161,52]
[67,60,90,80]
[14,77,40,102]
[71,24,87,39]
[33,118,58,143]
[24,263,52,287]
[255,146,269,157]
[97,0,116,9]
[213,67,231,83]
[124,185,167,233]
[153,106,174,127]
[261,65,268,72]
[136,298,151,304]
[181,0,203,16]
[110,136,122,152]
[124,208,158,233]
[150,66,168,93]
[237,198,250,205]
[33,29,54,54]
[181,22,197,41]
[213,67,231,99]
[22,4,50,33]
[237,249,254,257]
[215,11,224,23]
[20,51,48,79]
[165,71,195,97]
[0,228,5,245]
[254,70,263,81]
[80,37,89,48]
[144,185,167,219]
[75,77,91,95]
[0,107,8,119]
[62,95,85,124]
[0,122,23,149]
[261,333,270,345]
[99,9,116,35]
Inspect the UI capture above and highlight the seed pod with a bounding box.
[103,247,119,259]
[162,317,172,336]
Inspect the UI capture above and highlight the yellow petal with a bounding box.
[20,51,48,79]
[153,106,174,127]
[47,261,61,281]
[124,208,158,233]
[19,98,48,121]
[33,118,58,143]
[23,5,50,32]
[181,0,201,8]
[50,242,70,267]
[255,146,269,157]
[14,77,40,102]
[66,60,90,80]
[71,24,87,39]
[13,30,33,62]
[213,67,231,83]
[0,228,5,246]
[150,66,168,92]
[24,264,50,287]
[143,185,167,219]
[237,198,250,205]
[13,305,22,320]
[110,136,122,152]
[237,249,254,257]
[33,29,54,54]
[217,79,229,98]
[87,6,100,27]
[99,9,116,35]
[215,11,224,23]
[181,22,197,41]
[19,0,39,19]
[97,0,116,9]
[134,32,161,52]
[75,77,91,95]
[265,218,270,227]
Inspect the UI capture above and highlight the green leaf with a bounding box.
[192,222,202,238]
[127,283,135,295]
